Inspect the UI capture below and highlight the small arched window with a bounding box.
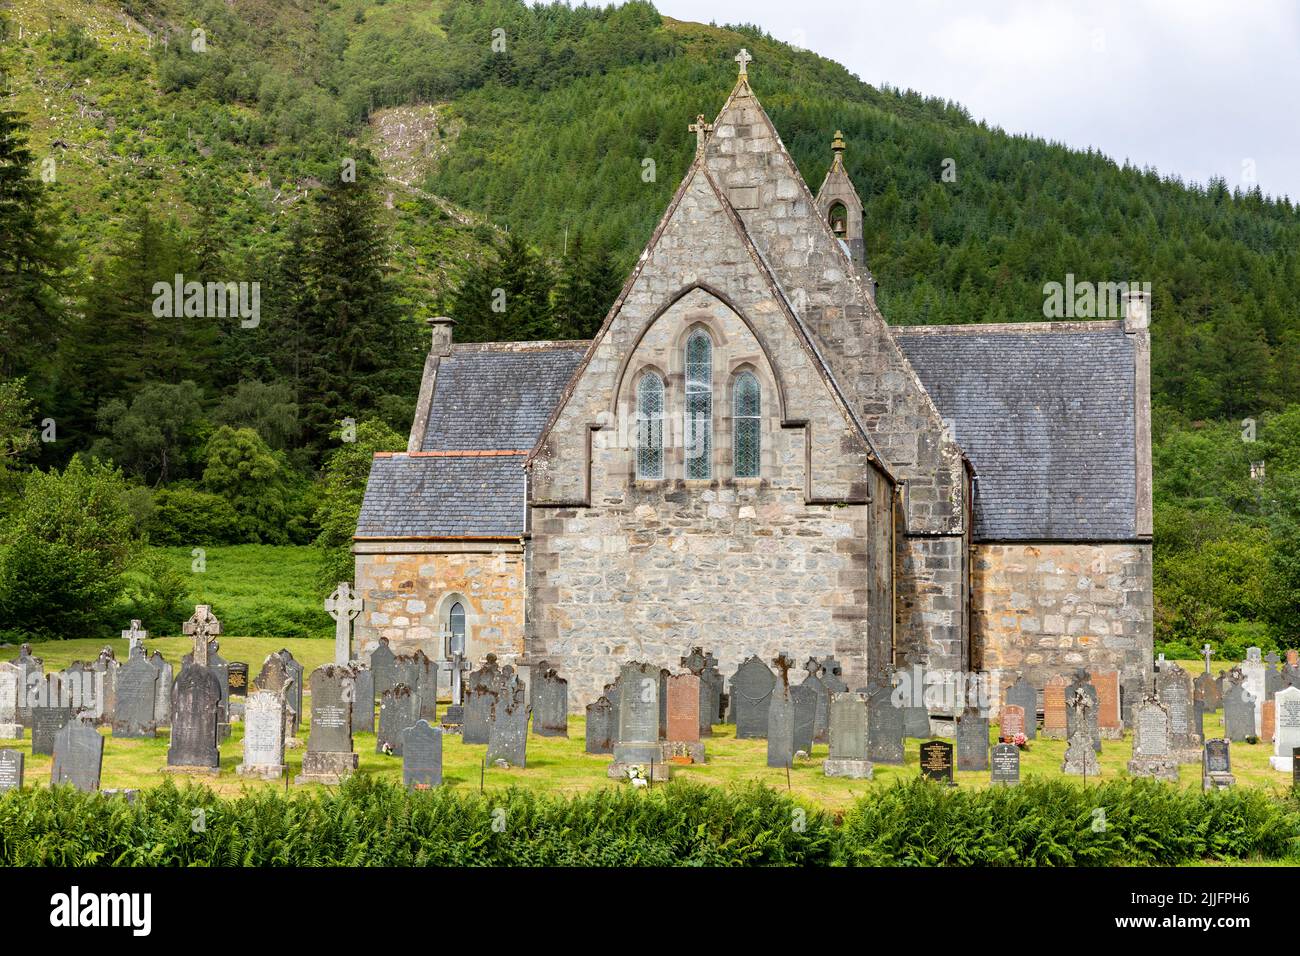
[733,372,761,478]
[685,330,713,479]
[636,371,665,479]
[448,601,466,658]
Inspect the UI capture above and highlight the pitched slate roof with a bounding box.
[892,322,1137,541]
[421,344,587,452]
[355,452,526,539]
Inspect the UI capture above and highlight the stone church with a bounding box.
[354,53,1153,714]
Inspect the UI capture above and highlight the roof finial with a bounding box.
[832,129,846,153]
[735,48,752,78]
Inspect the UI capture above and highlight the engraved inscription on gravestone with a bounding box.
[990,743,1020,785]
[0,749,22,792]
[402,719,443,789]
[920,740,954,784]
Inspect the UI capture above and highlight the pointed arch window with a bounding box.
[685,330,713,479]
[636,371,664,479]
[733,371,761,478]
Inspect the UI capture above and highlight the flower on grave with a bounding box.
[626,765,646,781]
[382,742,393,756]
[1013,732,1028,750]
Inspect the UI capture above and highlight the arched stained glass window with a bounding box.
[449,601,466,657]
[685,330,713,479]
[636,371,664,479]
[733,372,761,478]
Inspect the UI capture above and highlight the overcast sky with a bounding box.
[652,0,1300,202]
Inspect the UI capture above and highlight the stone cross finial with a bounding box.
[1201,644,1214,673]
[831,129,846,153]
[324,581,364,665]
[121,619,147,652]
[182,605,221,668]
[689,113,713,151]
[735,48,752,77]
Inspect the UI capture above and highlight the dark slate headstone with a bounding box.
[462,656,504,745]
[730,656,774,739]
[1004,675,1038,740]
[585,696,615,754]
[533,670,568,737]
[370,638,397,698]
[227,662,250,699]
[800,670,830,745]
[1223,679,1256,742]
[308,665,355,754]
[403,651,437,724]
[867,684,904,764]
[51,718,104,792]
[920,739,954,784]
[167,664,222,768]
[486,677,528,768]
[377,684,418,756]
[1204,738,1231,775]
[0,748,21,792]
[956,709,989,771]
[791,683,816,754]
[657,668,669,740]
[1265,652,1283,701]
[206,644,231,740]
[111,654,158,738]
[277,649,304,736]
[351,665,375,734]
[990,743,1020,785]
[767,687,795,769]
[402,720,443,789]
[31,704,73,756]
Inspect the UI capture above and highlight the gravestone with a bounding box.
[92,649,118,729]
[12,645,42,727]
[402,720,443,789]
[1270,685,1300,772]
[1000,704,1026,743]
[767,687,795,769]
[486,676,528,768]
[121,619,147,655]
[1043,675,1068,739]
[730,656,775,739]
[227,662,249,700]
[990,742,1020,785]
[1202,738,1235,790]
[237,689,287,780]
[824,692,871,778]
[799,658,830,744]
[0,748,21,792]
[679,647,716,738]
[51,717,103,792]
[956,708,989,771]
[1156,662,1200,761]
[1065,670,1101,752]
[609,662,666,780]
[1265,651,1283,700]
[1003,675,1038,740]
[406,650,437,725]
[150,652,173,726]
[325,581,364,665]
[533,669,568,737]
[31,703,73,756]
[462,656,503,745]
[254,653,294,743]
[166,662,222,772]
[1241,648,1266,736]
[1194,671,1221,713]
[0,662,21,738]
[297,665,360,784]
[867,683,904,765]
[664,674,704,763]
[1128,697,1179,782]
[703,652,725,724]
[1262,699,1276,743]
[585,696,615,754]
[920,739,954,785]
[1090,670,1123,739]
[277,649,305,737]
[658,668,670,740]
[791,683,816,755]
[1222,673,1256,742]
[351,665,375,734]
[1193,695,1206,742]
[112,653,158,738]
[1120,674,1145,729]
[377,684,418,756]
[370,637,397,698]
[1061,728,1100,776]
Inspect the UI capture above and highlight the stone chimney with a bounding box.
[1123,289,1152,538]
[1122,289,1150,333]
[428,315,455,357]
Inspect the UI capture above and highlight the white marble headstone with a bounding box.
[1270,686,1300,772]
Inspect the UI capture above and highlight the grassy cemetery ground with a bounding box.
[2,639,1295,816]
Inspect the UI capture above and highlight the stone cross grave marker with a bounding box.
[1061,727,1100,776]
[823,692,871,778]
[1065,671,1101,752]
[167,656,222,771]
[324,581,364,665]
[402,720,443,789]
[1202,643,1214,674]
[990,742,1020,785]
[731,656,774,739]
[533,669,568,737]
[585,695,614,754]
[121,619,147,655]
[52,717,104,792]
[1270,685,1300,772]
[182,605,220,668]
[0,748,22,793]
[956,707,989,771]
[237,689,287,780]
[767,653,796,769]
[920,739,954,785]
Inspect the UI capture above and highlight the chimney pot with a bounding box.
[427,315,455,356]
[1122,290,1150,333]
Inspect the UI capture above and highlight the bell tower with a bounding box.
[814,130,867,271]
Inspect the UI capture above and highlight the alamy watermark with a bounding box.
[151,273,260,328]
[1042,274,1150,319]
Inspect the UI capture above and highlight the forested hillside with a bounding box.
[0,0,1297,650]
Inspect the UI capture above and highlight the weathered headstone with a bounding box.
[610,662,665,780]
[92,649,118,729]
[462,655,503,745]
[867,682,904,765]
[920,739,954,784]
[402,720,443,789]
[351,665,375,734]
[377,684,418,756]
[1065,670,1101,752]
[0,748,21,792]
[166,661,222,772]
[956,708,989,771]
[1270,685,1300,772]
[1128,697,1179,782]
[1265,651,1283,700]
[1061,728,1100,776]
[1003,675,1038,740]
[730,656,775,739]
[370,637,396,698]
[31,703,73,756]
[1043,675,1068,739]
[791,683,816,755]
[1202,738,1235,790]
[799,658,830,744]
[0,662,21,738]
[277,649,304,737]
[1241,647,1266,736]
[150,652,173,726]
[237,689,287,780]
[486,675,528,768]
[1223,672,1256,743]
[585,696,615,754]
[990,742,1020,785]
[1156,662,1200,761]
[1262,699,1276,743]
[533,669,568,737]
[51,717,103,792]
[12,645,42,727]
[405,650,437,725]
[823,692,871,778]
[767,686,795,769]
[298,665,360,784]
[1194,670,1221,713]
[1090,670,1123,739]
[999,704,1026,743]
[325,581,364,665]
[112,650,158,739]
[664,673,704,763]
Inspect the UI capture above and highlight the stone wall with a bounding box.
[973,542,1153,714]
[353,543,525,664]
